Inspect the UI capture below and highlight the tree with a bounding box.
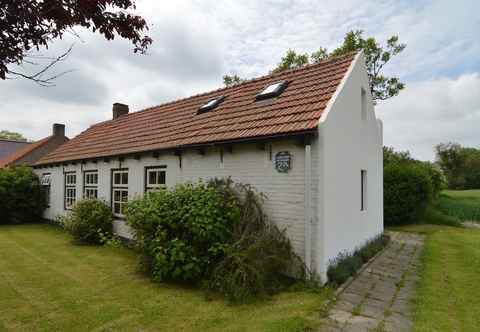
[435,142,467,189]
[223,30,406,102]
[1,0,152,85]
[0,130,28,141]
[436,143,480,190]
[223,74,245,87]
[326,30,406,101]
[383,146,414,166]
[270,49,309,74]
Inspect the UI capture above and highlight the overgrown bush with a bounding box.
[0,166,45,224]
[384,164,433,226]
[68,199,113,245]
[206,179,302,303]
[126,181,240,282]
[327,234,389,286]
[126,178,303,303]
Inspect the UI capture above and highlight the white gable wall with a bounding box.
[315,52,384,280]
[35,139,309,261]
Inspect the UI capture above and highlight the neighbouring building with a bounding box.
[34,52,383,282]
[0,139,30,160]
[0,124,69,168]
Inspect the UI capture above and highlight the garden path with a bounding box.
[320,231,424,332]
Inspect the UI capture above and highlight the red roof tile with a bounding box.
[37,53,356,165]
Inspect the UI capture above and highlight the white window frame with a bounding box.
[41,173,51,207]
[83,170,98,199]
[112,169,129,217]
[64,172,76,210]
[145,166,167,193]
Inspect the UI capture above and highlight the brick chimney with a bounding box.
[113,103,129,120]
[52,123,65,137]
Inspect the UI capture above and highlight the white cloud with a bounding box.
[0,0,479,160]
[377,73,480,161]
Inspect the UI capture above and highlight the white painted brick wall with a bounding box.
[35,139,308,260]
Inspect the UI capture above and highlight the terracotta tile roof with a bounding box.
[37,52,357,165]
[0,136,52,167]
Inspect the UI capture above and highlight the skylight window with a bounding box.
[197,96,225,114]
[256,81,288,100]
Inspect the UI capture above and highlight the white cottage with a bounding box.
[34,51,383,281]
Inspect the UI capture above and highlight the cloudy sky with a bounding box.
[2,0,479,161]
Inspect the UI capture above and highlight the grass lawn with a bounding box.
[436,190,480,221]
[0,224,331,332]
[390,224,480,331]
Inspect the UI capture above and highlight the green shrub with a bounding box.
[327,252,363,286]
[418,162,447,199]
[126,178,303,303]
[327,234,389,286]
[0,166,46,224]
[384,164,433,226]
[206,179,302,303]
[126,181,240,282]
[68,199,113,245]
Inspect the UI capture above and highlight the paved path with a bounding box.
[321,232,424,332]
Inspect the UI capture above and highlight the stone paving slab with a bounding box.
[319,232,424,332]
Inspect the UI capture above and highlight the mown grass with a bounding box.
[0,224,332,332]
[390,224,480,331]
[436,190,480,222]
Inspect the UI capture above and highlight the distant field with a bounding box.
[437,190,480,222]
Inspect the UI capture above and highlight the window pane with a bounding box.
[113,203,121,214]
[114,173,121,185]
[122,172,128,185]
[114,190,120,201]
[93,173,98,184]
[149,171,157,185]
[159,171,166,185]
[121,190,128,202]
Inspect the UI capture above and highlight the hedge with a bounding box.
[0,166,46,224]
[384,164,433,226]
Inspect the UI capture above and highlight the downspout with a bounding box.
[304,143,312,273]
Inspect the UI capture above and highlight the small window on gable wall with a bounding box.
[361,88,367,121]
[361,170,367,211]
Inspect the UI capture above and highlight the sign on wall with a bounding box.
[275,151,292,173]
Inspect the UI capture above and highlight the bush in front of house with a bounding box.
[126,178,304,303]
[327,234,389,286]
[384,163,433,226]
[206,179,303,303]
[0,166,46,224]
[126,180,241,282]
[68,199,113,245]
